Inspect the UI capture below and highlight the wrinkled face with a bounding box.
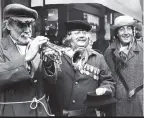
[7,18,33,45]
[69,30,90,49]
[117,25,134,45]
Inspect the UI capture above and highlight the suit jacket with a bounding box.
[0,35,51,116]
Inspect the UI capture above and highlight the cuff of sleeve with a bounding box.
[24,60,34,78]
[98,86,113,96]
[44,61,56,76]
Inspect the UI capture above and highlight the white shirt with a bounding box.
[10,35,27,55]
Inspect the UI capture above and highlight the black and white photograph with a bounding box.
[0,0,143,116]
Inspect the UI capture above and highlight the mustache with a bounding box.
[76,37,88,41]
[21,32,31,38]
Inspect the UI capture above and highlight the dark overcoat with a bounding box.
[0,35,52,116]
[104,39,143,116]
[46,48,115,115]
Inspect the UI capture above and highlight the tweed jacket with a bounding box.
[104,39,143,116]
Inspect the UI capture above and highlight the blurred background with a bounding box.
[0,0,143,54]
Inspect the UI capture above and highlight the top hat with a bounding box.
[65,20,92,32]
[4,4,38,22]
[111,15,136,30]
[84,91,117,109]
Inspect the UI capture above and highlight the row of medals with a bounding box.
[78,63,100,80]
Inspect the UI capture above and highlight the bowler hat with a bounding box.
[111,15,136,30]
[4,4,38,22]
[65,20,92,32]
[84,91,117,108]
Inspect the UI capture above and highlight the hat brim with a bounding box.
[84,98,117,107]
[65,20,92,32]
[84,91,117,107]
[111,21,136,30]
[11,17,35,22]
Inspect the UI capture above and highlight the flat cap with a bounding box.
[65,20,92,32]
[4,4,38,22]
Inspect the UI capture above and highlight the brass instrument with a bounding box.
[40,41,66,65]
[40,41,100,80]
[40,41,88,70]
[72,47,89,70]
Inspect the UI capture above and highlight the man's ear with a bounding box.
[67,31,72,36]
[87,33,91,39]
[6,20,11,30]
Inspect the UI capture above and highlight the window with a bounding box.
[83,12,100,43]
[44,8,60,45]
[44,9,58,37]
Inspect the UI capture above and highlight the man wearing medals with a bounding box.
[43,20,115,116]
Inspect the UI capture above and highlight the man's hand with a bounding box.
[95,88,107,96]
[25,36,48,62]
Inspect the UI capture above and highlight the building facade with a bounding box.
[0,0,126,54]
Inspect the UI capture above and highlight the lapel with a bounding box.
[110,40,121,60]
[1,35,41,72]
[63,54,72,66]
[61,54,75,80]
[111,40,140,62]
[87,47,96,57]
[127,50,135,61]
[127,41,140,61]
[2,35,21,61]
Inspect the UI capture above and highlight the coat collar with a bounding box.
[110,38,140,52]
[2,35,41,72]
[1,35,21,60]
[63,47,98,67]
[111,38,140,62]
[87,47,98,57]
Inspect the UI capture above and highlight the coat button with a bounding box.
[72,100,76,103]
[15,68,19,72]
[75,82,78,85]
[9,89,14,94]
[34,80,37,83]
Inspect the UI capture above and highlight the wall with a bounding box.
[0,0,2,41]
[11,0,30,6]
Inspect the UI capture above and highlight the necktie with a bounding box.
[119,51,128,63]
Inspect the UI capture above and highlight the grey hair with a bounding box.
[2,18,14,37]
[62,31,95,48]
[62,32,72,47]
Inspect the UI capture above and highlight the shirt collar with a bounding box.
[9,35,17,45]
[86,47,98,56]
[110,38,140,52]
